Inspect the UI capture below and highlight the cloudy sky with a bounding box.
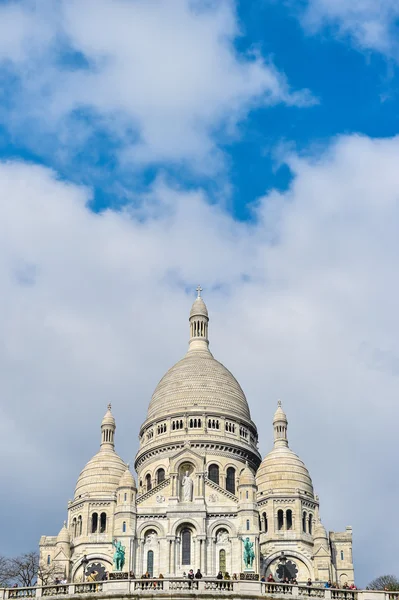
[0,0,399,586]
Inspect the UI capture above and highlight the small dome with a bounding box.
[118,468,137,490]
[102,404,115,427]
[314,519,328,541]
[57,522,70,544]
[190,297,208,318]
[256,446,314,497]
[74,447,127,499]
[273,401,287,424]
[239,464,256,486]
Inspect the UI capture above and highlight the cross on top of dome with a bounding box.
[196,284,203,298]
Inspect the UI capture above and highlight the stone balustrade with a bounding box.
[1,580,398,600]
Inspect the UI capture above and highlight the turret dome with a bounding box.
[118,468,137,489]
[256,402,314,497]
[239,464,256,486]
[74,406,127,499]
[57,522,70,544]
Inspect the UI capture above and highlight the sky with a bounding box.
[0,0,399,587]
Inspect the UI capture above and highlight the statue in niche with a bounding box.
[182,470,194,502]
[216,530,229,544]
[145,531,157,545]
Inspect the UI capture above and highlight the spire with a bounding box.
[101,404,116,450]
[273,400,288,448]
[188,286,210,353]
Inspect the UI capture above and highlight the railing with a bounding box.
[298,587,326,598]
[7,590,36,599]
[262,583,294,595]
[75,583,103,594]
[331,591,358,600]
[204,580,234,591]
[0,580,394,599]
[169,581,199,591]
[134,580,164,591]
[42,587,68,597]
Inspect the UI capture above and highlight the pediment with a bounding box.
[169,445,205,472]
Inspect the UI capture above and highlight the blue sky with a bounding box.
[1,0,399,587]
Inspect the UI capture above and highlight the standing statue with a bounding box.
[239,537,255,569]
[112,539,126,571]
[182,470,193,502]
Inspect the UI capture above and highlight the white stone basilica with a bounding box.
[39,292,354,585]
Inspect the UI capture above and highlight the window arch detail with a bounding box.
[226,467,236,494]
[156,468,165,485]
[100,512,107,533]
[181,528,191,565]
[208,464,220,485]
[91,513,98,533]
[286,509,293,530]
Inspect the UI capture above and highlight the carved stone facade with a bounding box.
[39,292,354,585]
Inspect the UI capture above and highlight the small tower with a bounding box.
[54,522,71,579]
[313,519,332,582]
[273,400,288,448]
[238,464,259,572]
[188,286,210,352]
[101,403,116,449]
[115,467,137,573]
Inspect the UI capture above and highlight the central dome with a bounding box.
[147,348,251,421]
[146,291,251,422]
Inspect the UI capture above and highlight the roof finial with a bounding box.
[277,399,282,407]
[196,285,203,299]
[107,403,112,412]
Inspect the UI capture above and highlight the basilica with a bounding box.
[39,292,354,585]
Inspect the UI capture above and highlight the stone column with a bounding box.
[136,539,143,576]
[173,538,178,574]
[201,539,206,573]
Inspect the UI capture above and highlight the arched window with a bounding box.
[72,518,77,537]
[208,464,219,485]
[100,512,107,533]
[246,519,250,531]
[91,513,98,533]
[146,473,152,492]
[147,550,154,577]
[277,509,284,531]
[226,467,235,494]
[157,468,165,485]
[124,493,127,501]
[219,549,226,573]
[302,512,307,533]
[286,509,293,530]
[47,555,51,565]
[308,514,312,535]
[263,512,268,533]
[340,551,344,561]
[181,529,191,565]
[78,515,82,536]
[122,521,126,533]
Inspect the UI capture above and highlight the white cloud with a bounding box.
[301,0,399,58]
[0,0,315,173]
[1,134,399,583]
